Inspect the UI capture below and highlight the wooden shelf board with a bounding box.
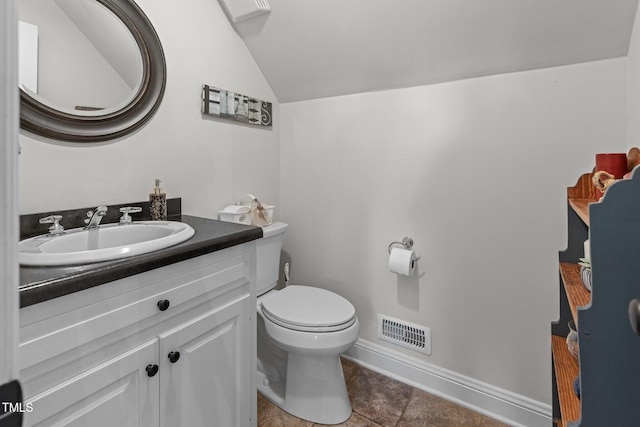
[567,172,600,201]
[559,262,591,325]
[568,198,594,226]
[566,171,599,226]
[552,334,581,424]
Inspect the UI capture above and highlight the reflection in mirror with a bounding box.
[18,0,166,142]
[19,0,143,116]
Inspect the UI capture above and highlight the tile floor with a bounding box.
[257,358,510,427]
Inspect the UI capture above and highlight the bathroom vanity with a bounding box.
[18,215,261,427]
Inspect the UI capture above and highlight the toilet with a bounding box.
[256,222,359,425]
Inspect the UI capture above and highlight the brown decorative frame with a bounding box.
[19,0,166,142]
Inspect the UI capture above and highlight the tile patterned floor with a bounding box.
[258,358,510,427]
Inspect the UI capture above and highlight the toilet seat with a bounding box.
[261,286,356,333]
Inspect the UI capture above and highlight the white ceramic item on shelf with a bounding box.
[567,320,579,360]
[580,265,592,291]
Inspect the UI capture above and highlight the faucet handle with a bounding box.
[84,205,108,225]
[119,206,142,224]
[39,215,65,235]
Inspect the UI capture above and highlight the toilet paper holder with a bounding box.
[388,237,420,260]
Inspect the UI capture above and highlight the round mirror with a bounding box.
[18,0,166,142]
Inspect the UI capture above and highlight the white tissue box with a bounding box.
[218,205,253,225]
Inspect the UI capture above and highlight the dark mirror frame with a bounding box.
[19,0,166,142]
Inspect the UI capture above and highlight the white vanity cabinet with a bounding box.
[19,243,257,427]
[159,295,250,427]
[23,339,160,427]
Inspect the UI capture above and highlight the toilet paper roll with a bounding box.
[389,247,417,277]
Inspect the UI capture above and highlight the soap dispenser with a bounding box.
[149,179,167,221]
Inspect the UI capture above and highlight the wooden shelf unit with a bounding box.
[552,335,580,426]
[553,173,595,426]
[554,262,589,426]
[553,170,640,426]
[558,263,591,326]
[566,171,599,227]
[566,199,591,226]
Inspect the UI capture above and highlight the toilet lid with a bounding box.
[261,286,356,332]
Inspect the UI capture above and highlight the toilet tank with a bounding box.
[256,222,288,296]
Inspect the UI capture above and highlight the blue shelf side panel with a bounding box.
[577,170,640,426]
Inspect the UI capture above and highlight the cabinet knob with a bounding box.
[157,300,170,311]
[629,299,640,336]
[168,351,180,363]
[146,364,159,377]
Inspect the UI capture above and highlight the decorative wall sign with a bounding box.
[201,84,272,127]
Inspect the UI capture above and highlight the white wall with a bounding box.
[280,58,627,407]
[628,1,640,146]
[18,0,280,219]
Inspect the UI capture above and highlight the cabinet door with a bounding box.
[23,340,159,427]
[159,295,251,427]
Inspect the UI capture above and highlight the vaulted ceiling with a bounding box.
[231,0,639,103]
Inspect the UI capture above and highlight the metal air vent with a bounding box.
[378,314,431,355]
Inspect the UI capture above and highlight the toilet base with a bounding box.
[257,353,352,425]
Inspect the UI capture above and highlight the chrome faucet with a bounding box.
[84,205,108,229]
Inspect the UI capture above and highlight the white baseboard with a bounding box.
[344,338,552,427]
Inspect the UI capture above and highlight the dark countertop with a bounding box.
[19,215,263,308]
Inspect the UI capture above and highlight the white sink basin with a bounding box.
[19,221,195,266]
